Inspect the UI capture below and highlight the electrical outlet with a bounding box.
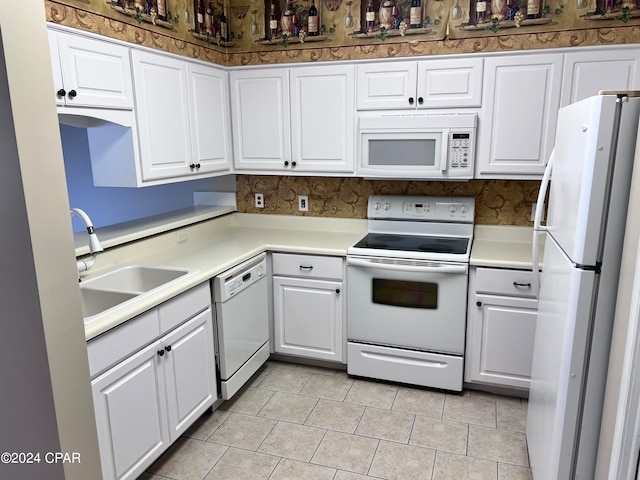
[531,203,545,222]
[298,195,309,212]
[176,229,188,244]
[255,193,264,208]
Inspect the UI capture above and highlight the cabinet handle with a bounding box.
[68,89,77,98]
[513,282,532,288]
[165,345,172,353]
[299,265,314,271]
[408,97,414,105]
[476,301,482,307]
[418,97,424,105]
[291,161,297,167]
[284,161,289,167]
[335,288,341,294]
[57,88,66,97]
[157,349,165,357]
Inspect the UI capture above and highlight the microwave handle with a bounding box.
[441,133,450,171]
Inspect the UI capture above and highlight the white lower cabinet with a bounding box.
[272,253,344,363]
[465,267,538,390]
[89,283,216,480]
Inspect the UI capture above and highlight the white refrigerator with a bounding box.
[528,93,640,480]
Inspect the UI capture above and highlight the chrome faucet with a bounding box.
[71,208,103,273]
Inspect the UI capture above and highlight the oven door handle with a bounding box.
[347,258,467,274]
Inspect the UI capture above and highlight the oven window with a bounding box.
[372,279,438,309]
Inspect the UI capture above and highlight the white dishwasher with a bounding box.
[213,253,270,399]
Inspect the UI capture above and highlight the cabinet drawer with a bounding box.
[87,309,160,378]
[475,267,536,298]
[159,282,211,333]
[272,253,343,280]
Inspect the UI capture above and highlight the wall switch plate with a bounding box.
[255,193,264,208]
[176,229,188,243]
[299,195,309,212]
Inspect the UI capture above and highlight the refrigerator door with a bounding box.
[526,234,597,480]
[545,95,618,266]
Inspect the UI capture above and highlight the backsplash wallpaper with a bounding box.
[46,0,640,66]
[236,175,541,225]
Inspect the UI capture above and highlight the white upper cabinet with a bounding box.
[476,53,563,178]
[49,30,133,109]
[290,65,355,173]
[356,58,482,110]
[231,65,355,174]
[130,50,232,183]
[186,62,233,174]
[560,48,640,107]
[230,68,292,171]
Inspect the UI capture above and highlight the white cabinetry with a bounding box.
[476,53,562,178]
[272,253,345,363]
[560,48,640,107]
[356,58,483,110]
[48,29,133,109]
[131,51,232,183]
[230,65,355,174]
[465,267,538,390]
[89,283,216,480]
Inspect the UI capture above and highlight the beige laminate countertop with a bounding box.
[471,225,544,269]
[82,213,367,341]
[81,215,542,341]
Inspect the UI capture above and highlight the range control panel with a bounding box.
[368,195,475,223]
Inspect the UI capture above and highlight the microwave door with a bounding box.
[361,131,446,178]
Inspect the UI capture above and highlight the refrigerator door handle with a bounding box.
[532,149,554,296]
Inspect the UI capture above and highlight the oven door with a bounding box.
[347,256,468,355]
[359,130,449,178]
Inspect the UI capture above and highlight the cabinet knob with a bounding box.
[68,89,77,98]
[56,88,66,97]
[189,163,196,169]
[291,161,297,168]
[408,97,414,105]
[418,97,424,105]
[157,349,165,357]
[335,288,340,294]
[195,163,201,169]
[476,301,482,307]
[165,345,172,353]
[284,161,289,167]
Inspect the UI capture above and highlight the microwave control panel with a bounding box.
[450,132,472,169]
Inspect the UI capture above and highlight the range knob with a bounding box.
[373,202,381,211]
[383,203,391,211]
[460,205,468,214]
[449,204,458,213]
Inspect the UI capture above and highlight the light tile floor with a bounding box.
[141,361,532,480]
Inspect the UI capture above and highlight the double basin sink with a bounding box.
[80,266,196,323]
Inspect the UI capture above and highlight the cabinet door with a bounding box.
[162,308,217,441]
[476,54,562,178]
[48,30,65,106]
[290,65,355,173]
[131,50,193,181]
[56,31,133,109]
[356,61,418,110]
[187,62,232,174]
[466,294,537,389]
[561,49,640,107]
[273,276,343,362]
[416,58,483,108]
[92,341,169,480]
[230,69,291,171]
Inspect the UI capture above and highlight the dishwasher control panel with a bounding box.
[215,253,267,302]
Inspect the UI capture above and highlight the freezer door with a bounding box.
[546,95,619,266]
[526,235,597,480]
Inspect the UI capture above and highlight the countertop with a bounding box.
[471,225,544,269]
[82,214,541,341]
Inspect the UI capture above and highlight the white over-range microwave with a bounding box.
[358,112,477,179]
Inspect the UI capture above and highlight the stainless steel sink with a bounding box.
[80,288,138,318]
[81,266,191,293]
[79,265,196,323]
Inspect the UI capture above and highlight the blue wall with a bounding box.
[60,124,234,232]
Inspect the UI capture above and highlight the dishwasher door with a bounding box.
[214,254,270,399]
